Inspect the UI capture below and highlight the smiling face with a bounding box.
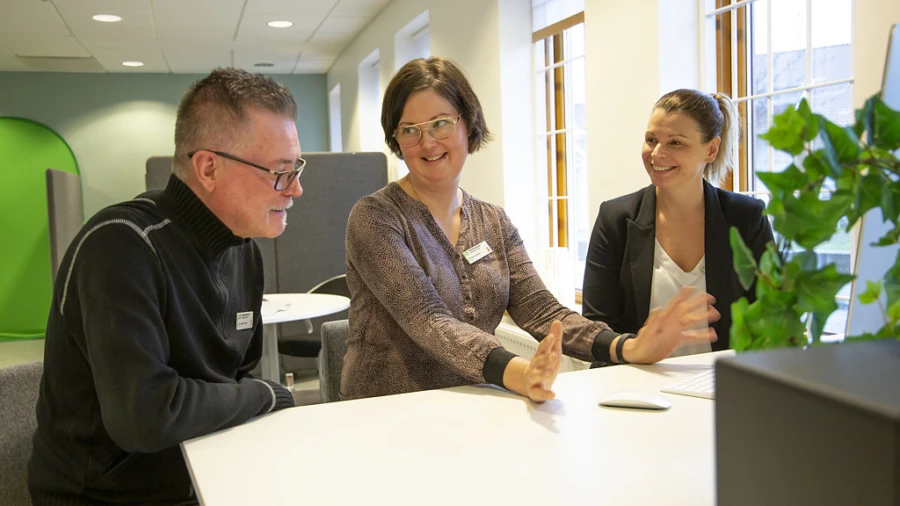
[207,107,303,238]
[641,109,721,190]
[396,88,469,188]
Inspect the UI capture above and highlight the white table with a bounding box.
[183,351,733,505]
[259,293,350,383]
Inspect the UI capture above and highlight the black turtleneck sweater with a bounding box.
[29,175,277,505]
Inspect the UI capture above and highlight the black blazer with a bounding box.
[581,180,773,350]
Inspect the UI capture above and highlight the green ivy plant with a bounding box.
[729,93,900,350]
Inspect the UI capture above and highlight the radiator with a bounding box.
[494,322,590,372]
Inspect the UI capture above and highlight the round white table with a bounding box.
[259,293,350,383]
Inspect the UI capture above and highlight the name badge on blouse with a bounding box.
[236,311,253,330]
[462,241,493,264]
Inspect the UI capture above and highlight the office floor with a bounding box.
[0,339,322,406]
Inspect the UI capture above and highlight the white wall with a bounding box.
[584,0,665,215]
[853,0,900,107]
[327,0,536,251]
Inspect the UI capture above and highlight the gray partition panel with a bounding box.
[146,156,172,191]
[274,152,387,292]
[275,152,387,337]
[46,169,83,285]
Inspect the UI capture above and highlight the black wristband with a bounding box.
[616,334,636,364]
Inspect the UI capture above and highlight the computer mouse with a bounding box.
[598,390,672,410]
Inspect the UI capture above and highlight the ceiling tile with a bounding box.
[163,48,233,74]
[2,36,90,58]
[0,45,30,71]
[233,49,300,74]
[293,58,334,74]
[54,1,156,47]
[0,0,73,45]
[243,0,338,18]
[235,14,318,44]
[0,0,384,74]
[90,46,169,73]
[308,15,370,45]
[299,43,345,59]
[153,0,244,42]
[331,0,392,18]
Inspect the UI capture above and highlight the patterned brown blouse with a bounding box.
[341,183,620,400]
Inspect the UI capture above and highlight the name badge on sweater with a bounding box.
[462,241,493,264]
[236,311,253,330]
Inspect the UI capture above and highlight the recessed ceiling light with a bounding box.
[254,62,275,67]
[122,61,145,67]
[92,14,122,23]
[267,20,293,28]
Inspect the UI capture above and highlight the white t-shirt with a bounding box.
[649,239,712,357]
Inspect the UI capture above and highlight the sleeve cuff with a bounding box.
[483,346,517,388]
[591,329,621,363]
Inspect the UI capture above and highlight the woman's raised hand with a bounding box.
[621,287,719,364]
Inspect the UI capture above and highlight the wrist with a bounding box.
[502,357,530,395]
[617,334,638,364]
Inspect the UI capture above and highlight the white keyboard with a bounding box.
[661,369,715,400]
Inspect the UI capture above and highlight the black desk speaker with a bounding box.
[715,340,900,506]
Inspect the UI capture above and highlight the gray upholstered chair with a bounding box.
[318,320,349,403]
[46,169,83,284]
[0,361,44,506]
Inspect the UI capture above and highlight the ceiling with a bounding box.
[0,0,393,74]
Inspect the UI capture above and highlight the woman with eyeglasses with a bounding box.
[341,57,720,401]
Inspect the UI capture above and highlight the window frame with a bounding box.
[533,12,587,301]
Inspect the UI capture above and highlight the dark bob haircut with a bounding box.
[381,57,492,159]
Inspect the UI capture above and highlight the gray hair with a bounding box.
[173,67,297,177]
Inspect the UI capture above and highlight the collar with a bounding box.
[157,174,247,256]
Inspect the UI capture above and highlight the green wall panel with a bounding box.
[0,117,79,340]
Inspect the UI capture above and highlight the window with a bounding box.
[395,11,430,70]
[707,0,855,334]
[392,12,431,180]
[358,50,381,153]
[329,84,343,152]
[533,4,587,303]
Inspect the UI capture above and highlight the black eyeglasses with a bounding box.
[188,150,305,191]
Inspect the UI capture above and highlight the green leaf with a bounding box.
[882,182,900,224]
[760,105,807,156]
[757,164,807,201]
[819,117,861,170]
[750,296,807,347]
[858,280,882,305]
[888,299,900,322]
[730,227,757,291]
[780,192,854,249]
[729,297,752,352]
[796,99,821,142]
[856,173,884,221]
[803,151,833,181]
[794,264,855,314]
[809,311,830,343]
[872,96,900,150]
[855,97,875,145]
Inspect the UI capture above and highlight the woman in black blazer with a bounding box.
[582,89,773,355]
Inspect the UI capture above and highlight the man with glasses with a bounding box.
[30,68,302,506]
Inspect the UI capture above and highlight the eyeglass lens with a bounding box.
[397,118,457,147]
